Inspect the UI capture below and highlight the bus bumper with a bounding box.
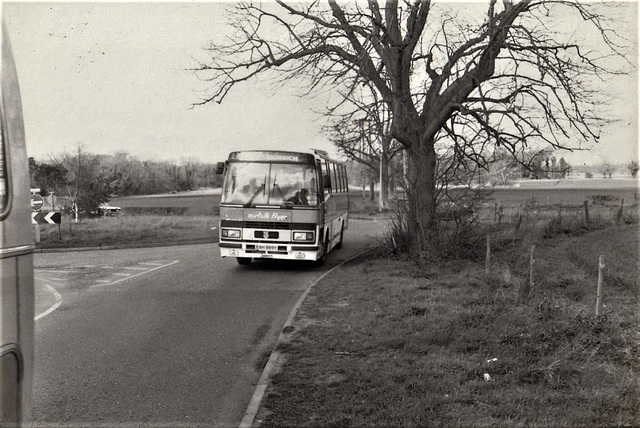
[219,243,319,261]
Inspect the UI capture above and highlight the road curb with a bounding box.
[239,247,375,428]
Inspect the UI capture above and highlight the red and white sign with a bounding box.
[30,194,44,212]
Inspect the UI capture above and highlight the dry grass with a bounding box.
[259,224,639,427]
[36,215,218,248]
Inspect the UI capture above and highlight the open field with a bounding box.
[109,191,221,216]
[258,223,639,426]
[489,179,638,205]
[105,178,638,216]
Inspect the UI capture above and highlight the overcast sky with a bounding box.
[3,1,638,167]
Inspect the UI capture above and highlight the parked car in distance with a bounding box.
[95,203,121,217]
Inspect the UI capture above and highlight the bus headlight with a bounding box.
[222,228,241,239]
[293,231,314,242]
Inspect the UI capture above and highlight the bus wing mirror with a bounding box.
[215,162,225,175]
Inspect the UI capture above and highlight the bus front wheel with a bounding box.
[315,235,329,267]
[237,257,252,265]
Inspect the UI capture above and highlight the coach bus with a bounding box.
[1,23,35,425]
[216,149,348,265]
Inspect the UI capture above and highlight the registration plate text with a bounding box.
[256,244,278,251]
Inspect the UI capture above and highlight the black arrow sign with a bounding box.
[31,211,61,225]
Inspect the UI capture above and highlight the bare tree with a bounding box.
[55,145,112,220]
[325,84,403,208]
[601,161,617,179]
[194,0,629,254]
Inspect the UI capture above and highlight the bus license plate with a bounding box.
[256,244,278,252]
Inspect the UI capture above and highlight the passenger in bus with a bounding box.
[288,188,309,205]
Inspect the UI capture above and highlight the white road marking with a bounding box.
[35,276,65,282]
[122,266,148,270]
[34,260,179,318]
[34,269,70,274]
[90,260,179,288]
[34,282,62,321]
[34,275,68,285]
[138,262,164,266]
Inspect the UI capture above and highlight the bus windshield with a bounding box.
[222,162,319,207]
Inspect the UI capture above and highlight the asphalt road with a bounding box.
[32,218,386,426]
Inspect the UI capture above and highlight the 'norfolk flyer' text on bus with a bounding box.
[1,22,35,426]
[216,150,349,265]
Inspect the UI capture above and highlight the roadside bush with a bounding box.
[383,188,485,261]
[590,194,618,205]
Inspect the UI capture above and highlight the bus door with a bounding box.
[1,22,35,426]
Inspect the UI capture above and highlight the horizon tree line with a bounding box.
[29,147,223,217]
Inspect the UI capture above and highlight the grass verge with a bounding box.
[258,224,639,426]
[36,215,218,249]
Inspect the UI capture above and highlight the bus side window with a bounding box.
[331,163,338,191]
[323,160,332,193]
[340,166,349,192]
[343,166,349,191]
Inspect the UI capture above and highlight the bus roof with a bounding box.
[227,149,345,165]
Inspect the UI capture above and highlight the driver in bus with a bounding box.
[288,188,309,205]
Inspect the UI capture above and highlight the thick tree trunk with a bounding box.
[405,142,437,255]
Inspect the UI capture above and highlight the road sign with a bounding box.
[31,211,61,225]
[30,194,44,212]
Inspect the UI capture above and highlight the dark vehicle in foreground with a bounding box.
[1,22,34,426]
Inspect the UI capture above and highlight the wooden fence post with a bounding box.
[529,245,535,292]
[514,212,523,234]
[583,200,590,226]
[596,255,605,316]
[485,235,491,275]
[616,199,624,223]
[557,205,562,229]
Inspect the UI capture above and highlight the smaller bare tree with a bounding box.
[54,145,112,220]
[601,161,617,179]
